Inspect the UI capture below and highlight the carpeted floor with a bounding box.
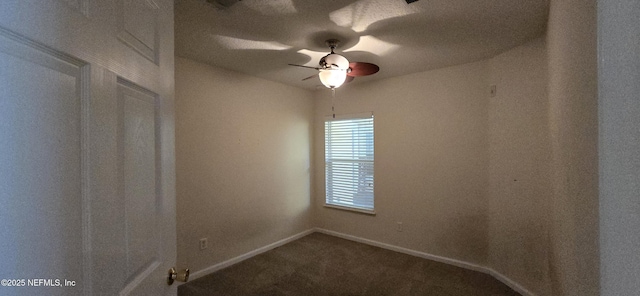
[178,232,521,296]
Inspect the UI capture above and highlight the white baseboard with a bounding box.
[185,227,535,296]
[314,228,486,272]
[187,228,315,282]
[314,228,535,296]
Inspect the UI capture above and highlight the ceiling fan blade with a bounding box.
[288,63,321,70]
[301,74,318,81]
[345,76,355,83]
[347,62,380,77]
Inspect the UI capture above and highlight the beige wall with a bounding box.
[311,39,556,293]
[313,61,490,266]
[175,57,314,272]
[547,0,599,295]
[487,38,552,295]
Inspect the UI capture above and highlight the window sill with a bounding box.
[324,204,376,216]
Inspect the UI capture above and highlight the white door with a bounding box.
[0,1,177,295]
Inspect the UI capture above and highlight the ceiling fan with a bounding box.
[288,39,380,89]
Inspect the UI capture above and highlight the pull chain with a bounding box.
[331,87,336,118]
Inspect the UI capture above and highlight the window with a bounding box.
[324,113,374,213]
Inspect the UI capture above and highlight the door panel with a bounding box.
[0,0,175,295]
[0,29,88,295]
[120,80,163,294]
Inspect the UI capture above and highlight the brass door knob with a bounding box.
[167,267,190,285]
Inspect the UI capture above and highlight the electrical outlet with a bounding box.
[199,238,208,250]
[396,222,403,232]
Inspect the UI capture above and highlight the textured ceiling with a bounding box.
[175,0,549,90]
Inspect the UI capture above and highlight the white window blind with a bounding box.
[325,113,374,212]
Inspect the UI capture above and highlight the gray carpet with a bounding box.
[178,232,521,296]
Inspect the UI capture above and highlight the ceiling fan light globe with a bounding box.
[319,69,347,89]
[323,53,349,70]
